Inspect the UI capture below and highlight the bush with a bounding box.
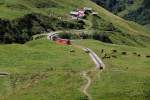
[59,32,72,39]
[57,20,84,29]
[104,23,116,31]
[59,32,80,39]
[124,0,150,25]
[92,32,112,43]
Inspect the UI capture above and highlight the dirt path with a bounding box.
[32,29,87,40]
[81,71,92,100]
[74,44,105,69]
[33,31,62,40]
[73,44,105,100]
[79,47,105,100]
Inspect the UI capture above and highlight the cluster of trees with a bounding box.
[124,0,150,25]
[91,15,120,32]
[0,14,56,44]
[92,0,150,25]
[59,31,113,43]
[92,0,134,13]
[0,13,84,44]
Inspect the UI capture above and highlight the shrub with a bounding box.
[57,20,84,29]
[92,32,112,43]
[104,23,116,31]
[59,32,72,39]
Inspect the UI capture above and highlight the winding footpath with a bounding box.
[32,29,88,40]
[82,71,92,100]
[83,48,105,69]
[81,47,105,100]
[33,31,62,40]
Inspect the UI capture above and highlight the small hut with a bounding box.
[55,38,71,45]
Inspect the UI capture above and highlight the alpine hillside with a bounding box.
[0,0,150,100]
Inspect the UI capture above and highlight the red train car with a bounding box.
[55,38,71,45]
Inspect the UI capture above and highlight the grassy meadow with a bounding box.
[0,39,93,100]
[0,0,150,99]
[0,39,150,100]
[74,39,150,100]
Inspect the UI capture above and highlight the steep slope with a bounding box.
[0,0,150,46]
[0,1,150,99]
[124,0,150,25]
[92,0,150,27]
[91,0,143,16]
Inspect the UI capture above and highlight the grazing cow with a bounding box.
[112,50,117,53]
[106,56,111,59]
[102,53,107,59]
[122,52,127,55]
[112,55,117,58]
[146,55,150,58]
[103,53,111,59]
[137,54,141,57]
[101,49,104,54]
[133,52,137,55]
[100,67,103,70]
